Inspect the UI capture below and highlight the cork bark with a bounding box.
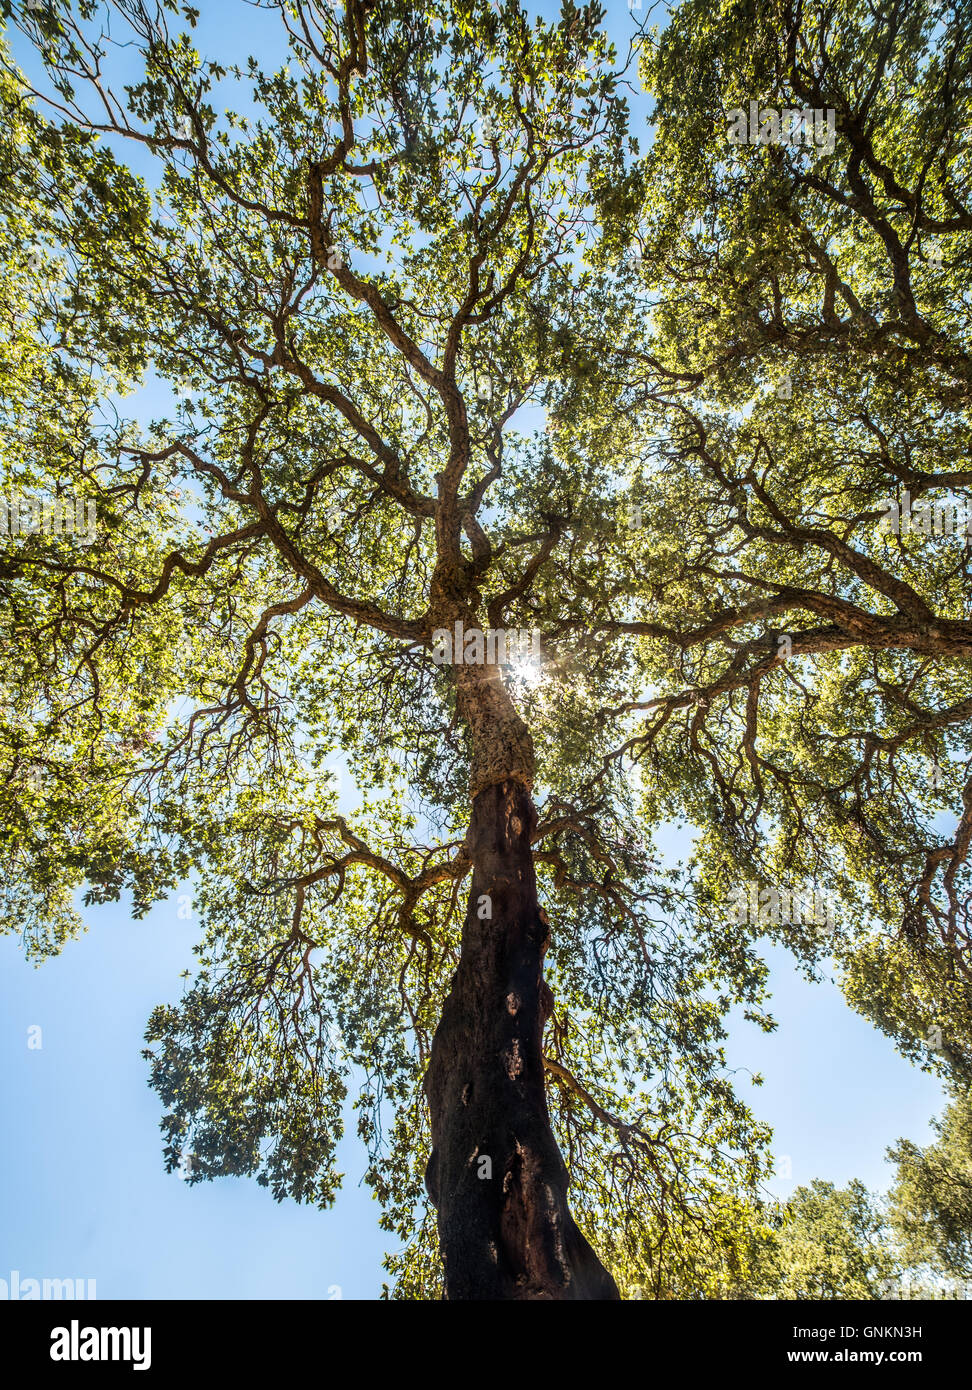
[423,771,620,1299]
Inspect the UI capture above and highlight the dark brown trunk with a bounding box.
[423,778,620,1300]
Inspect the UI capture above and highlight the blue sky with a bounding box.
[0,0,947,1300]
[0,896,390,1299]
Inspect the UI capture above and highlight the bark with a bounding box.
[423,776,620,1300]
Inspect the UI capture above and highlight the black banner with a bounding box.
[0,1298,964,1375]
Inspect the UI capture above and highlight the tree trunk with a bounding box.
[423,777,620,1300]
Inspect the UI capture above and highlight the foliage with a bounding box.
[889,1090,972,1279]
[590,0,972,1083]
[1,0,970,1297]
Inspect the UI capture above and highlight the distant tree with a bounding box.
[889,1093,972,1280]
[754,1181,899,1300]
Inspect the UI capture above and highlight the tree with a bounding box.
[754,1181,899,1300]
[2,0,970,1302]
[0,0,773,1299]
[889,1091,972,1280]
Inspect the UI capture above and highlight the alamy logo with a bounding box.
[879,490,972,538]
[50,1320,151,1371]
[0,1270,95,1300]
[431,621,541,667]
[727,101,836,153]
[1,492,97,544]
[729,882,836,931]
